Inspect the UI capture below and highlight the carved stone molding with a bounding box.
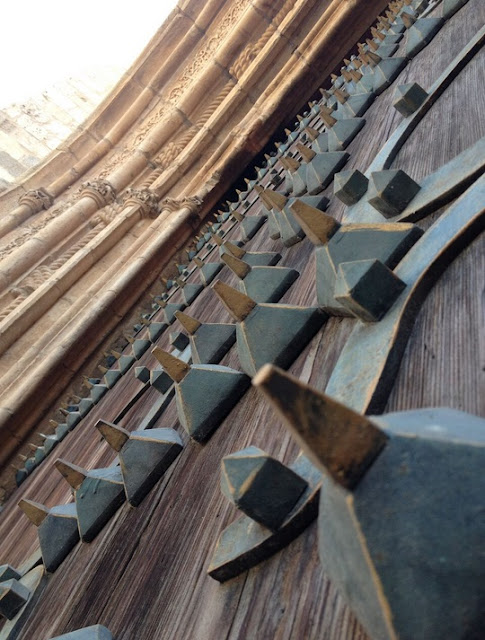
[123,188,161,218]
[79,180,116,207]
[18,188,54,214]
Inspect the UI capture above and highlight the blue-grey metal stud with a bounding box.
[221,253,299,304]
[96,421,183,507]
[175,311,236,365]
[0,579,31,619]
[212,281,326,377]
[18,499,80,572]
[221,446,308,531]
[334,170,369,205]
[393,82,428,116]
[368,170,421,217]
[152,348,250,442]
[54,460,125,543]
[334,259,406,322]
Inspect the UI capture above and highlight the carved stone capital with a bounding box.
[18,188,54,214]
[80,180,116,207]
[160,196,202,215]
[123,188,160,218]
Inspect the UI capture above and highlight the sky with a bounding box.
[0,0,178,107]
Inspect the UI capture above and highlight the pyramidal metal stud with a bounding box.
[18,499,80,572]
[0,579,31,620]
[368,170,421,217]
[194,259,223,286]
[405,18,444,58]
[334,259,406,322]
[393,82,428,116]
[0,566,21,583]
[152,347,250,442]
[334,170,369,205]
[54,459,125,542]
[305,151,350,195]
[327,118,366,152]
[255,364,485,640]
[240,214,267,242]
[162,302,187,324]
[175,311,236,365]
[252,365,388,488]
[220,446,308,531]
[212,281,326,377]
[372,57,408,95]
[223,241,281,267]
[96,420,183,507]
[221,253,299,304]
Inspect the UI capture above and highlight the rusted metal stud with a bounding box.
[212,281,326,377]
[289,199,422,314]
[96,420,183,507]
[334,170,369,205]
[334,259,406,321]
[220,446,308,531]
[405,18,444,58]
[393,82,428,116]
[327,118,366,151]
[54,460,125,542]
[51,626,113,639]
[18,499,80,572]
[368,170,421,217]
[221,253,299,304]
[0,580,31,619]
[175,310,236,365]
[152,347,250,442]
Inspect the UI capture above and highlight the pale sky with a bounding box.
[0,0,179,107]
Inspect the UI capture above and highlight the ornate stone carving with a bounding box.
[160,196,202,215]
[18,188,54,214]
[79,180,116,207]
[123,188,161,218]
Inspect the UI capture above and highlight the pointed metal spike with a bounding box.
[224,241,246,260]
[54,459,87,490]
[95,420,130,452]
[175,310,201,335]
[296,143,316,163]
[252,365,388,489]
[212,280,256,322]
[289,200,341,245]
[221,253,251,279]
[213,234,223,246]
[283,156,300,172]
[194,257,204,267]
[18,498,49,526]
[264,189,288,212]
[151,347,190,383]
